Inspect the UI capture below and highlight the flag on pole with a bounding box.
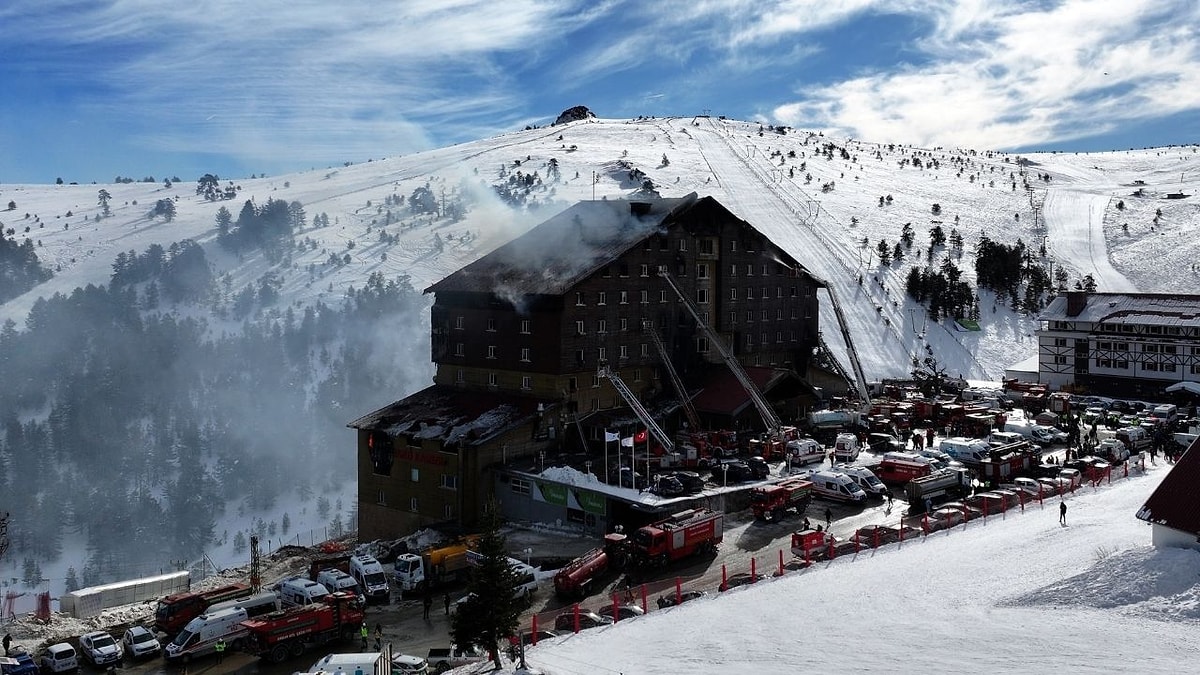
[621,436,634,448]
[634,429,648,444]
[605,430,620,442]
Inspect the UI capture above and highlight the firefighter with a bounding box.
[823,507,832,528]
[360,622,369,649]
[214,638,225,664]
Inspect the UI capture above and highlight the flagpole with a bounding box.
[604,431,610,483]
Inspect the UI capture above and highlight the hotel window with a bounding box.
[411,468,420,482]
[576,291,585,306]
[746,264,754,276]
[777,287,783,298]
[511,478,531,496]
[640,264,649,277]
[521,376,532,390]
[520,319,531,334]
[660,290,668,303]
[598,291,607,306]
[620,291,628,304]
[598,347,606,361]
[730,241,738,252]
[776,309,783,320]
[699,239,714,255]
[486,318,496,332]
[488,372,498,386]
[456,369,464,383]
[620,318,628,332]
[678,239,687,252]
[443,504,454,519]
[641,343,650,357]
[377,490,386,505]
[697,263,710,279]
[568,377,578,392]
[761,265,768,276]
[620,345,629,359]
[745,334,754,349]
[730,288,738,301]
[747,287,755,300]
[731,264,738,277]
[454,316,464,330]
[487,345,497,359]
[619,263,629,277]
[747,310,754,322]
[598,319,607,334]
[576,320,585,335]
[575,350,585,365]
[776,331,783,343]
[761,310,768,321]
[697,288,709,304]
[441,474,458,490]
[602,266,611,278]
[698,337,710,353]
[454,343,464,356]
[409,497,418,512]
[520,347,530,362]
[641,290,649,304]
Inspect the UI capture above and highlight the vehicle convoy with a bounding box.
[393,537,479,595]
[241,592,365,663]
[628,508,723,567]
[553,533,628,599]
[154,582,253,635]
[348,554,391,604]
[425,645,486,673]
[905,469,971,511]
[749,477,814,521]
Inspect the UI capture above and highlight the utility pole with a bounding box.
[250,535,261,594]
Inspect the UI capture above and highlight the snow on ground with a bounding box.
[524,461,1200,674]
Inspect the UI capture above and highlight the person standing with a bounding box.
[1059,500,1068,525]
[423,594,432,620]
[3,632,11,656]
[214,638,225,664]
[443,593,451,615]
[360,623,369,650]
[824,506,832,528]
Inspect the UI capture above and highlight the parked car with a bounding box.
[1031,425,1068,445]
[39,643,78,674]
[390,653,430,675]
[669,470,706,494]
[649,474,685,496]
[1037,476,1074,495]
[0,650,38,675]
[78,632,123,667]
[1010,476,1044,498]
[710,460,754,483]
[656,590,707,609]
[121,626,161,659]
[516,630,560,648]
[553,610,613,632]
[927,507,967,531]
[866,433,904,454]
[596,604,646,621]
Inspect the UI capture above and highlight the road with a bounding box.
[1042,189,1137,293]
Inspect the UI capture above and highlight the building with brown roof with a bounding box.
[349,194,827,539]
[1135,439,1200,549]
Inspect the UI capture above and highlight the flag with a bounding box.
[605,430,619,442]
[634,429,648,444]
[621,436,634,448]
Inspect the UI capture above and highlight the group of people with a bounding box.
[421,592,452,619]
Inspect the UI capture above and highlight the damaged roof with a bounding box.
[347,385,553,448]
[1136,438,1200,536]
[425,195,694,296]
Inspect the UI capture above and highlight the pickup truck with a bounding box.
[426,644,487,673]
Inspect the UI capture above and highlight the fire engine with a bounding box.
[628,508,723,568]
[240,592,364,663]
[749,477,813,521]
[154,582,252,636]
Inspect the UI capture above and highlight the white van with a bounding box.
[164,606,249,662]
[832,433,861,462]
[349,555,391,605]
[940,438,991,465]
[987,430,1025,448]
[508,559,540,601]
[831,464,888,499]
[276,576,330,608]
[1152,404,1178,423]
[41,643,79,673]
[808,470,867,503]
[786,438,826,466]
[310,653,389,675]
[316,569,362,598]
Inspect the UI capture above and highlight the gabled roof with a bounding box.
[347,385,553,449]
[1041,293,1200,327]
[1136,438,1200,536]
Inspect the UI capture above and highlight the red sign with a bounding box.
[395,447,450,466]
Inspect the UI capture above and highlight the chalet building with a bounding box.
[350,194,825,539]
[1036,291,1200,398]
[1135,438,1200,549]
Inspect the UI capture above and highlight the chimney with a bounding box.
[1066,291,1087,317]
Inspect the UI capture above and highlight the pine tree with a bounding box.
[450,506,523,669]
[65,566,81,593]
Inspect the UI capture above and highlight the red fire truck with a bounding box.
[749,477,813,521]
[240,592,364,663]
[154,582,252,636]
[628,508,723,568]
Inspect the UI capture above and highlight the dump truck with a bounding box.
[154,582,252,636]
[628,508,723,568]
[392,536,480,595]
[240,592,364,663]
[749,477,814,521]
[552,532,628,600]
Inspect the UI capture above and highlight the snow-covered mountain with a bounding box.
[4,116,1199,384]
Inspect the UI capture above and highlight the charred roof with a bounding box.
[347,385,554,449]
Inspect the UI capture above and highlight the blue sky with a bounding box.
[2,0,1198,185]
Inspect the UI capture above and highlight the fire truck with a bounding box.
[552,532,628,599]
[628,508,723,568]
[749,477,813,522]
[790,528,835,561]
[154,582,252,636]
[240,592,364,663]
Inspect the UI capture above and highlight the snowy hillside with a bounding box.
[4,117,1199,384]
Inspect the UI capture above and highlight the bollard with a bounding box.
[777,549,784,577]
[640,584,647,613]
[751,557,757,582]
[573,602,580,634]
[611,593,619,622]
[720,564,728,592]
[532,614,539,645]
[675,577,682,607]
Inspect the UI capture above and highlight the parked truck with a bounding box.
[393,536,480,595]
[154,582,252,636]
[628,508,723,568]
[790,529,835,561]
[904,468,970,512]
[552,532,628,600]
[240,592,365,663]
[426,645,486,673]
[749,477,814,521]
